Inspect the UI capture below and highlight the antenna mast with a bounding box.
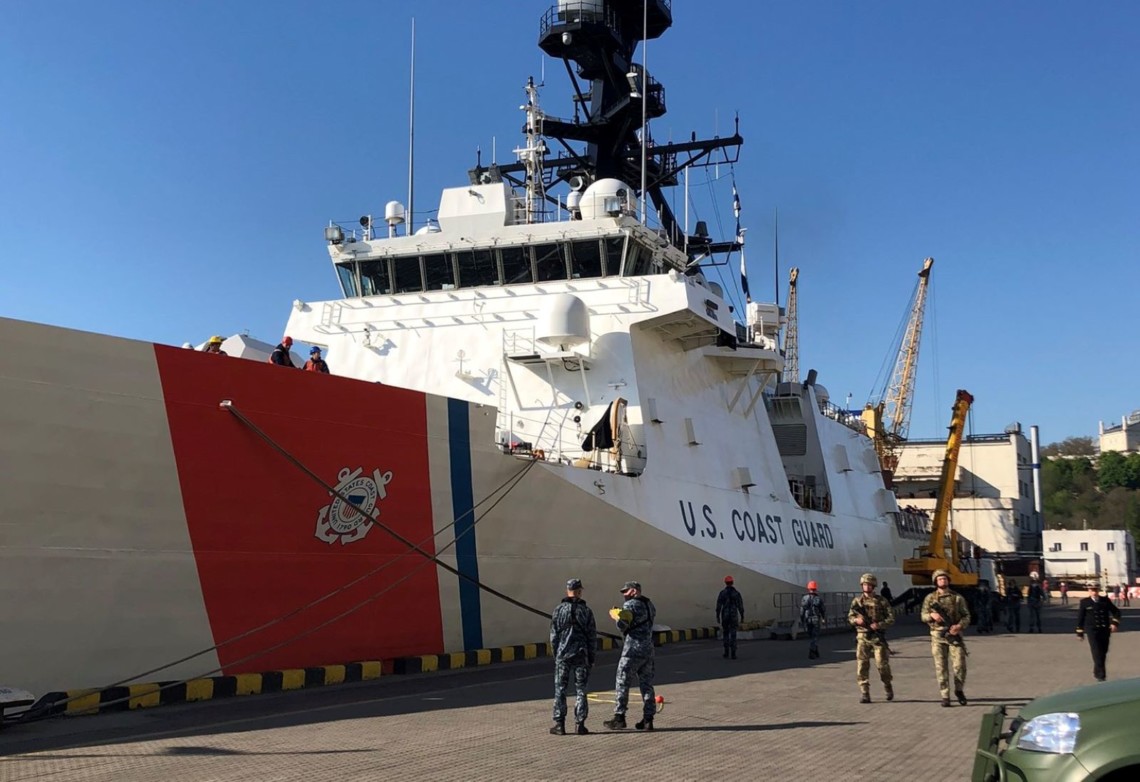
[407,17,416,231]
[514,76,548,224]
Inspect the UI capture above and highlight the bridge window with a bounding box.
[336,263,359,297]
[393,255,424,293]
[423,254,454,290]
[501,245,533,285]
[535,243,569,282]
[456,249,497,288]
[603,237,625,276]
[359,259,391,296]
[1080,542,1089,552]
[570,240,603,279]
[624,241,655,276]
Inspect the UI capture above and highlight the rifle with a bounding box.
[852,602,892,656]
[929,609,970,656]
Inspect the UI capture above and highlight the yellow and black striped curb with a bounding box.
[38,625,722,717]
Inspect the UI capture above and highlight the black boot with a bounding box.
[603,715,627,730]
[941,697,951,707]
[885,684,894,702]
[723,648,729,658]
[860,691,871,704]
[575,722,589,735]
[730,648,737,659]
[956,689,968,706]
[549,721,565,735]
[635,717,654,731]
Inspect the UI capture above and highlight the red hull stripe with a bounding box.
[153,345,444,674]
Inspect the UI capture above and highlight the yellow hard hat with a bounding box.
[208,335,224,345]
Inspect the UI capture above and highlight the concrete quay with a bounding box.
[2,602,1137,781]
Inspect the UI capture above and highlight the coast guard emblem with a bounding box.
[315,467,393,545]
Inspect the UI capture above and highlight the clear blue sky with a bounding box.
[2,1,1137,444]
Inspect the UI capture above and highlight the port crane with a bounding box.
[862,257,934,480]
[783,267,799,383]
[902,388,980,587]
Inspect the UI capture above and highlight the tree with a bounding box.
[1041,436,1096,458]
[1097,451,1140,491]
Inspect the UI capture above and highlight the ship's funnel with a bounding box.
[536,293,591,348]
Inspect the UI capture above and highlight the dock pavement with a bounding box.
[2,600,1137,781]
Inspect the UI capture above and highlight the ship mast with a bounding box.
[513,76,549,224]
[469,1,743,259]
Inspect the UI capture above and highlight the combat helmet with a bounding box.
[932,569,950,583]
[859,573,877,587]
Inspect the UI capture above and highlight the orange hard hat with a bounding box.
[724,575,734,584]
[807,580,818,591]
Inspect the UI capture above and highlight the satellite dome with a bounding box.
[535,293,591,348]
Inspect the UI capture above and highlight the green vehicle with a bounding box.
[973,677,1140,781]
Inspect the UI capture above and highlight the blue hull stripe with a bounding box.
[448,397,483,650]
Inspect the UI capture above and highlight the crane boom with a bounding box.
[783,267,799,383]
[883,257,934,448]
[902,388,978,587]
[863,257,934,478]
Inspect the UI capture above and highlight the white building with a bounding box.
[1042,529,1135,587]
[893,424,1042,554]
[1099,410,1140,455]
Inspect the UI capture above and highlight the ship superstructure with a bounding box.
[286,0,921,588]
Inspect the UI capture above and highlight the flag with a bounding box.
[739,237,750,304]
[733,179,749,303]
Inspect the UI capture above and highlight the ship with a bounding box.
[0,0,926,700]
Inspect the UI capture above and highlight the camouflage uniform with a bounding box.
[847,580,894,700]
[550,592,597,728]
[921,585,971,704]
[610,587,657,725]
[716,583,745,658]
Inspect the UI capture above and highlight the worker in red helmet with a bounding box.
[269,336,297,368]
[716,576,745,659]
[800,580,826,659]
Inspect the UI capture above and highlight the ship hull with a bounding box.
[1,316,907,696]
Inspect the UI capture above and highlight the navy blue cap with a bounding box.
[566,578,583,590]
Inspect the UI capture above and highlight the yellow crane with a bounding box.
[783,267,799,383]
[862,256,934,479]
[903,388,979,587]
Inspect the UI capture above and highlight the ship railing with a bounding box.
[540,2,620,40]
[819,400,867,435]
[772,591,861,633]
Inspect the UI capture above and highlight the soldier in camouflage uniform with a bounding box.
[847,573,895,703]
[549,578,598,735]
[603,581,658,731]
[921,569,972,707]
[716,575,745,659]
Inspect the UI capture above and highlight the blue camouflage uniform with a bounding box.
[716,583,745,657]
[613,590,657,722]
[550,591,597,726]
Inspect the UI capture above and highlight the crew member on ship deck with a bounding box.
[304,346,329,373]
